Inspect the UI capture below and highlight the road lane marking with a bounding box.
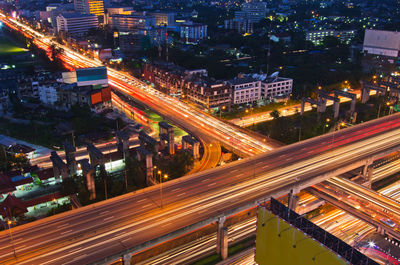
[262,165,269,169]
[57,223,70,228]
[177,193,186,197]
[230,169,239,173]
[142,203,153,208]
[208,182,216,187]
[256,162,263,165]
[68,247,82,254]
[61,230,72,235]
[201,178,210,182]
[12,129,400,264]
[103,216,114,222]
[100,210,109,215]
[137,199,146,203]
[172,188,181,192]
[236,173,244,177]
[161,222,172,227]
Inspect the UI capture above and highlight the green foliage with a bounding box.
[155,150,194,180]
[60,177,78,196]
[270,110,281,120]
[0,151,29,173]
[47,203,72,216]
[125,157,145,187]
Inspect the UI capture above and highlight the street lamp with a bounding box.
[5,210,16,258]
[160,174,168,208]
[219,105,226,119]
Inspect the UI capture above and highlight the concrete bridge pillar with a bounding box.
[216,216,228,260]
[288,189,299,211]
[361,88,370,104]
[122,253,131,265]
[377,226,385,236]
[333,101,340,120]
[362,161,374,186]
[350,98,356,113]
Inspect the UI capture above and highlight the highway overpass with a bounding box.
[310,176,400,241]
[1,114,400,264]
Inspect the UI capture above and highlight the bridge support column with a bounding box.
[333,101,340,120]
[122,253,131,265]
[288,189,299,211]
[362,162,374,187]
[361,87,368,103]
[377,226,385,236]
[216,217,228,260]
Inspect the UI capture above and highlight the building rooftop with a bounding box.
[60,12,96,19]
[228,77,257,85]
[363,29,400,51]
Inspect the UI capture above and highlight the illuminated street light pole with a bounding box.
[219,105,226,119]
[4,207,16,258]
[160,173,168,208]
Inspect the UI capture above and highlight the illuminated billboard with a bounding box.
[255,207,346,265]
[76,67,108,87]
[91,92,102,105]
[255,199,378,265]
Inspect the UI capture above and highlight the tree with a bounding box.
[125,157,145,187]
[60,177,78,196]
[270,110,281,120]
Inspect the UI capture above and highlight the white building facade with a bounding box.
[38,84,59,105]
[260,76,293,100]
[228,77,261,105]
[57,13,98,36]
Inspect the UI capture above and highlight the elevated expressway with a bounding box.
[310,176,400,240]
[1,114,400,264]
[0,14,274,158]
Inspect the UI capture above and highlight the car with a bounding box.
[381,218,396,227]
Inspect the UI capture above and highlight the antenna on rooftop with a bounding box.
[165,26,169,67]
[266,17,272,76]
[158,28,162,59]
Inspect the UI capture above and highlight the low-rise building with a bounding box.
[259,74,292,100]
[224,18,253,34]
[143,62,185,96]
[184,76,231,109]
[227,77,261,104]
[38,82,60,106]
[306,29,356,45]
[0,84,9,115]
[58,83,111,111]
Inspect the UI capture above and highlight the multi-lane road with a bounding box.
[1,112,400,264]
[0,13,274,157]
[3,11,400,265]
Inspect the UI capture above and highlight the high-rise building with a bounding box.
[74,0,105,17]
[180,22,207,44]
[108,14,155,32]
[57,13,99,37]
[148,12,175,26]
[235,1,268,23]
